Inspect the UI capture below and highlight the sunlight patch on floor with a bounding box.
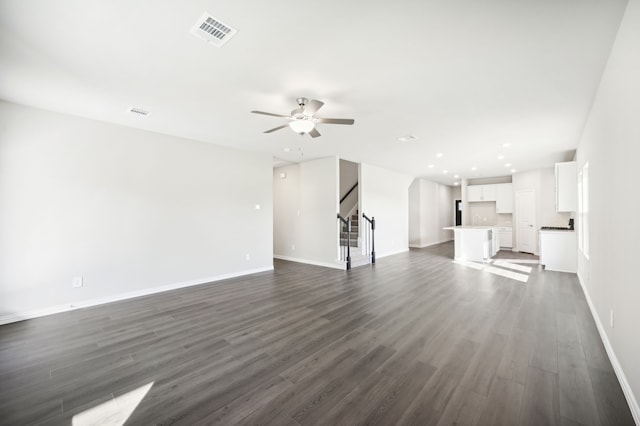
[72,382,153,426]
[494,258,539,264]
[491,260,533,273]
[453,259,530,283]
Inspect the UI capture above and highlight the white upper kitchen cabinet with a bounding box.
[495,183,513,213]
[556,161,577,212]
[467,185,483,202]
[482,184,496,201]
[467,184,496,202]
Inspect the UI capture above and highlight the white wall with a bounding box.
[339,159,359,217]
[409,180,422,246]
[409,178,455,248]
[452,186,461,200]
[575,0,640,419]
[437,184,454,243]
[0,101,273,322]
[273,157,340,268]
[339,159,358,197]
[360,164,413,257]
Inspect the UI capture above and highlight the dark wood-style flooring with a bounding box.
[0,242,635,425]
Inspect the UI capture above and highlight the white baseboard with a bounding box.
[0,266,274,326]
[577,274,640,424]
[273,255,346,270]
[409,239,453,249]
[376,248,410,259]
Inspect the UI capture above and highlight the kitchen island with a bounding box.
[443,226,498,262]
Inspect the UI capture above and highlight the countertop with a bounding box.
[443,226,497,230]
[539,229,575,233]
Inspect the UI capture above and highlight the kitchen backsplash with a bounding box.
[468,202,497,226]
[496,214,513,226]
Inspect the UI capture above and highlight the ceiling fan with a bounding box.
[251,97,355,138]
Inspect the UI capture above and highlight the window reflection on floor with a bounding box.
[72,382,153,426]
[453,258,537,283]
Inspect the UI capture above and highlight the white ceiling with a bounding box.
[0,0,628,184]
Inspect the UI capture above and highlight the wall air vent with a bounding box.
[190,12,238,47]
[128,107,150,117]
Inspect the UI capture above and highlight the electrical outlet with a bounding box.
[245,253,250,261]
[610,310,614,328]
[72,276,83,288]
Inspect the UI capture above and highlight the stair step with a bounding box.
[350,256,371,268]
[340,233,359,239]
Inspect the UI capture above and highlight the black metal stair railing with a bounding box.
[337,213,351,270]
[362,212,376,264]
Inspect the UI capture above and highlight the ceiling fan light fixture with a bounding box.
[289,119,315,134]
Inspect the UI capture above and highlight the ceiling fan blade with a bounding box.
[264,124,289,133]
[251,110,290,118]
[309,128,321,138]
[316,118,355,125]
[303,99,324,116]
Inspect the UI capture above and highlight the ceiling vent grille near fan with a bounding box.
[190,12,238,47]
[128,107,150,117]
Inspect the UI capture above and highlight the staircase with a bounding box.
[340,213,359,247]
[337,210,375,270]
[339,213,371,268]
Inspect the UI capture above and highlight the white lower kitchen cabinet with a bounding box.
[498,227,513,249]
[539,230,576,273]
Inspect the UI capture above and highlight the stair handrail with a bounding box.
[361,212,376,264]
[336,213,352,270]
[340,182,358,204]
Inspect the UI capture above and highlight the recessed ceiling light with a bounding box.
[505,163,511,167]
[497,155,504,160]
[398,135,418,142]
[443,170,448,174]
[454,182,459,186]
[283,147,291,152]
[454,174,459,178]
[428,164,435,168]
[503,143,511,148]
[471,166,477,171]
[510,169,517,173]
[436,153,444,158]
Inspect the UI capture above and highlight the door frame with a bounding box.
[454,199,462,226]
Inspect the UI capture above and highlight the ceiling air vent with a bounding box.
[398,135,418,142]
[128,107,150,117]
[190,12,238,47]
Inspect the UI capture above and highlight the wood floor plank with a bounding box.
[519,366,561,426]
[0,243,634,425]
[556,312,601,426]
[477,377,525,426]
[435,385,488,426]
[588,366,636,426]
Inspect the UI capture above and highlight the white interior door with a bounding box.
[516,189,536,254]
